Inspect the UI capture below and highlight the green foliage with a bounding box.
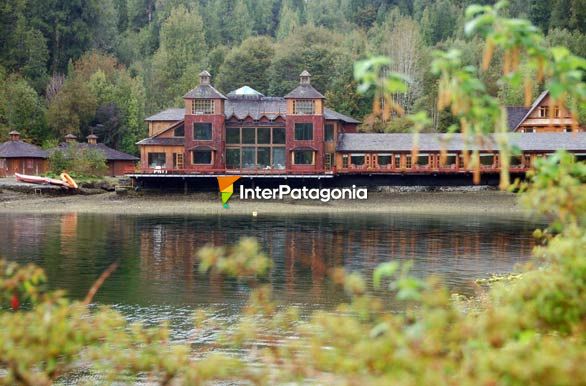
[48,143,108,177]
[0,74,47,143]
[216,37,274,95]
[198,237,272,279]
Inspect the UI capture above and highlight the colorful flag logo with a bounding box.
[217,176,241,208]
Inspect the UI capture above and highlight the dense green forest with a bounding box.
[0,0,585,153]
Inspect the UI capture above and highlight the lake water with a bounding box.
[0,212,537,339]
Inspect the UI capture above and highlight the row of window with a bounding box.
[518,127,573,133]
[147,149,317,168]
[342,153,498,169]
[185,123,336,142]
[191,99,320,116]
[537,106,561,118]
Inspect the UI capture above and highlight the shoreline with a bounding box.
[0,189,526,216]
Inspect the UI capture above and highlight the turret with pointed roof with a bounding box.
[284,70,325,100]
[183,71,227,100]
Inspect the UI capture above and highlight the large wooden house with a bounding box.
[138,70,359,174]
[507,90,584,132]
[0,131,48,177]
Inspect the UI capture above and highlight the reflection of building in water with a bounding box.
[60,212,78,257]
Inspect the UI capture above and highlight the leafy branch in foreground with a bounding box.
[1,152,585,385]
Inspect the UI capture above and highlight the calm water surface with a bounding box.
[0,212,538,338]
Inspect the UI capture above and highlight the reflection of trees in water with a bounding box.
[0,214,537,304]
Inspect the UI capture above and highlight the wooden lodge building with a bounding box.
[54,134,139,176]
[506,90,584,133]
[0,131,48,177]
[138,70,359,174]
[134,71,586,184]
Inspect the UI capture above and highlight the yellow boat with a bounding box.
[60,173,78,189]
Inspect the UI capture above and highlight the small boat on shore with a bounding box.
[60,173,78,189]
[15,172,77,189]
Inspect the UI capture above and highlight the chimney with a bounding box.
[9,130,20,141]
[87,134,98,145]
[64,133,77,144]
[199,70,211,86]
[300,70,311,85]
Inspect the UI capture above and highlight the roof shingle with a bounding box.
[53,143,138,161]
[0,141,48,158]
[337,133,586,152]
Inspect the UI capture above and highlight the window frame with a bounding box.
[192,149,213,165]
[191,99,215,115]
[325,124,335,142]
[193,122,213,141]
[148,152,167,168]
[293,150,315,165]
[294,123,314,141]
[293,100,315,115]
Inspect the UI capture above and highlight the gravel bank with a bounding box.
[0,189,523,216]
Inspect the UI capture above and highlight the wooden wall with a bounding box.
[1,158,48,176]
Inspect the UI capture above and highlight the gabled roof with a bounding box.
[145,108,185,122]
[510,90,549,131]
[183,84,227,99]
[137,137,185,146]
[324,108,360,124]
[506,106,530,130]
[54,143,138,161]
[284,84,325,99]
[337,132,586,152]
[137,120,185,146]
[0,140,48,158]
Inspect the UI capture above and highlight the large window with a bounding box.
[242,127,256,144]
[148,153,166,168]
[174,123,184,137]
[295,123,313,141]
[325,124,334,141]
[192,149,212,164]
[226,127,240,144]
[378,154,391,166]
[351,154,365,166]
[194,123,212,140]
[293,150,314,165]
[538,106,549,117]
[273,127,286,144]
[293,100,315,114]
[416,154,429,166]
[192,99,215,114]
[224,127,287,169]
[226,148,240,168]
[480,154,494,166]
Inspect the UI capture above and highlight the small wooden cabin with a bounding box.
[507,91,584,132]
[0,131,48,177]
[55,134,139,176]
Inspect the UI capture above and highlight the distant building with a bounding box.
[54,134,139,176]
[133,74,586,182]
[138,70,359,173]
[507,90,584,132]
[0,131,48,176]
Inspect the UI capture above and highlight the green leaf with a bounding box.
[373,262,399,289]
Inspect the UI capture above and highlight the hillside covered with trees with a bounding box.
[1,0,585,153]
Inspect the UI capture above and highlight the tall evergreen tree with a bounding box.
[216,37,274,94]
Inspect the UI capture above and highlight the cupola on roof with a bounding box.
[284,70,325,99]
[230,86,264,96]
[183,70,227,99]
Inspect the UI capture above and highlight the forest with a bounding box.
[1,0,585,154]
